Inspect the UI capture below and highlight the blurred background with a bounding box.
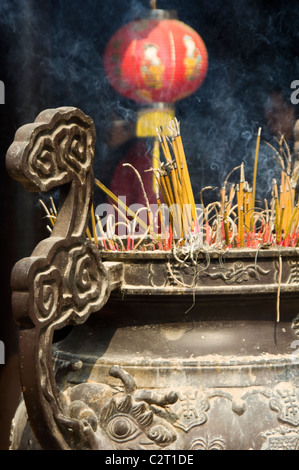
[0,0,298,449]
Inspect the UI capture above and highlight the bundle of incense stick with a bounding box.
[40,122,299,251]
[199,132,299,249]
[154,118,199,240]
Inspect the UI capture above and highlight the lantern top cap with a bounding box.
[144,9,178,20]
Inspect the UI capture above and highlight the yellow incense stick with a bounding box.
[152,138,160,194]
[223,210,230,245]
[39,198,55,227]
[251,127,262,227]
[95,178,157,238]
[85,226,93,242]
[173,119,196,219]
[277,206,285,242]
[90,203,98,246]
[252,127,262,201]
[226,184,235,216]
[284,205,298,239]
[238,163,245,247]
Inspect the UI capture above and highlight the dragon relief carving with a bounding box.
[58,367,253,450]
[148,259,272,288]
[61,365,179,450]
[205,260,271,284]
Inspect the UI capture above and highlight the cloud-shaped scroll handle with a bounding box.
[6,107,113,449]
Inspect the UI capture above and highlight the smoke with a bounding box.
[174,0,299,202]
[1,0,298,205]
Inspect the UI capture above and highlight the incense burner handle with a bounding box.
[6,107,116,449]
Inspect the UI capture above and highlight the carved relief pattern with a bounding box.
[62,366,178,450]
[6,107,112,450]
[148,259,272,288]
[171,389,209,432]
[287,260,299,284]
[33,267,63,323]
[149,262,188,288]
[30,240,109,327]
[269,384,299,426]
[58,366,299,450]
[146,255,299,289]
[292,314,299,336]
[204,261,271,284]
[28,122,93,188]
[261,427,299,450]
[7,107,96,192]
[100,393,177,448]
[190,436,227,450]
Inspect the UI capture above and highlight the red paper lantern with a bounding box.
[103,13,208,105]
[104,10,208,201]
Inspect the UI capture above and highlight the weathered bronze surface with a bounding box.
[7,108,299,450]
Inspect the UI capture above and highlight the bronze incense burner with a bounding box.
[7,107,299,450]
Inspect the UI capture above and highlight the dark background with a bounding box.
[0,0,298,449]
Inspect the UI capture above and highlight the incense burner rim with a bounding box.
[54,349,299,369]
[100,246,299,261]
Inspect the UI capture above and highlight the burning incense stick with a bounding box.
[238,163,245,247]
[251,127,262,221]
[90,203,98,247]
[95,178,156,238]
